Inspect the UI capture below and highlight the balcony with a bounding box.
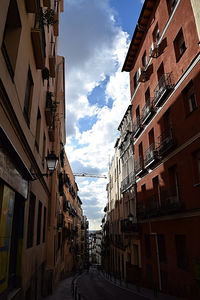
[144,143,158,168]
[121,171,135,192]
[49,55,56,77]
[57,213,64,229]
[120,135,132,157]
[31,10,46,69]
[153,73,174,107]
[137,187,184,220]
[135,156,145,176]
[121,219,140,234]
[45,92,56,126]
[157,127,175,156]
[25,0,38,13]
[141,98,155,124]
[133,116,142,138]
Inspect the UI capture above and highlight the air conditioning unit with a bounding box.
[136,67,146,82]
[149,42,158,57]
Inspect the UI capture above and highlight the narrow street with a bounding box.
[75,268,148,300]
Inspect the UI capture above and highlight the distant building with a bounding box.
[89,230,102,265]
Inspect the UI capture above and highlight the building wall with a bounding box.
[127,0,200,298]
[0,0,68,299]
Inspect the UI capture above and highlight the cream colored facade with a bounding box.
[0,1,85,300]
[190,0,200,40]
[108,139,122,212]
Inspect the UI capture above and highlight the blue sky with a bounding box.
[59,0,143,229]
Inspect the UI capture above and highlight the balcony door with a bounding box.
[152,176,160,207]
[157,62,164,86]
[168,165,179,202]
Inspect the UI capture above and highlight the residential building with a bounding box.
[0,1,85,299]
[121,0,200,298]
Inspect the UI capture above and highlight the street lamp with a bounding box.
[128,213,134,223]
[32,151,59,180]
[46,151,59,171]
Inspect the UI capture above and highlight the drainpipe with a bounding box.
[149,221,162,291]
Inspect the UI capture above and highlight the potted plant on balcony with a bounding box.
[43,9,57,28]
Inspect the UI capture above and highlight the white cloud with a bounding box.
[60,0,131,229]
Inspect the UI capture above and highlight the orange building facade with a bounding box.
[0,1,86,299]
[122,0,200,298]
[103,0,200,299]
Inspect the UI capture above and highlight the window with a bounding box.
[27,192,36,248]
[145,234,151,258]
[133,244,139,265]
[145,87,150,102]
[192,150,200,184]
[1,0,22,78]
[24,68,33,126]
[42,133,46,166]
[136,106,140,120]
[157,62,164,85]
[168,165,179,197]
[37,201,42,245]
[182,81,197,115]
[35,109,41,151]
[43,207,46,243]
[152,23,160,44]
[142,51,148,69]
[133,72,138,91]
[152,175,160,204]
[157,234,167,263]
[167,0,178,15]
[174,28,186,62]
[175,235,189,270]
[141,184,146,207]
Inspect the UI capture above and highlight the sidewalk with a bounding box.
[101,272,185,300]
[42,275,74,300]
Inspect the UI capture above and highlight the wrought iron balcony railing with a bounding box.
[120,219,141,233]
[120,135,132,157]
[137,187,184,219]
[133,116,142,138]
[141,98,155,124]
[45,92,57,126]
[157,127,175,156]
[121,171,135,192]
[153,73,174,106]
[135,156,144,176]
[144,143,158,168]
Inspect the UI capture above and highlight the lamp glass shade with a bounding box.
[128,213,134,223]
[46,151,59,171]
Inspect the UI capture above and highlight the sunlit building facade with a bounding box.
[122,0,200,298]
[0,1,85,299]
[103,0,200,298]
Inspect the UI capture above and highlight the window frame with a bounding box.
[182,80,197,116]
[173,28,186,63]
